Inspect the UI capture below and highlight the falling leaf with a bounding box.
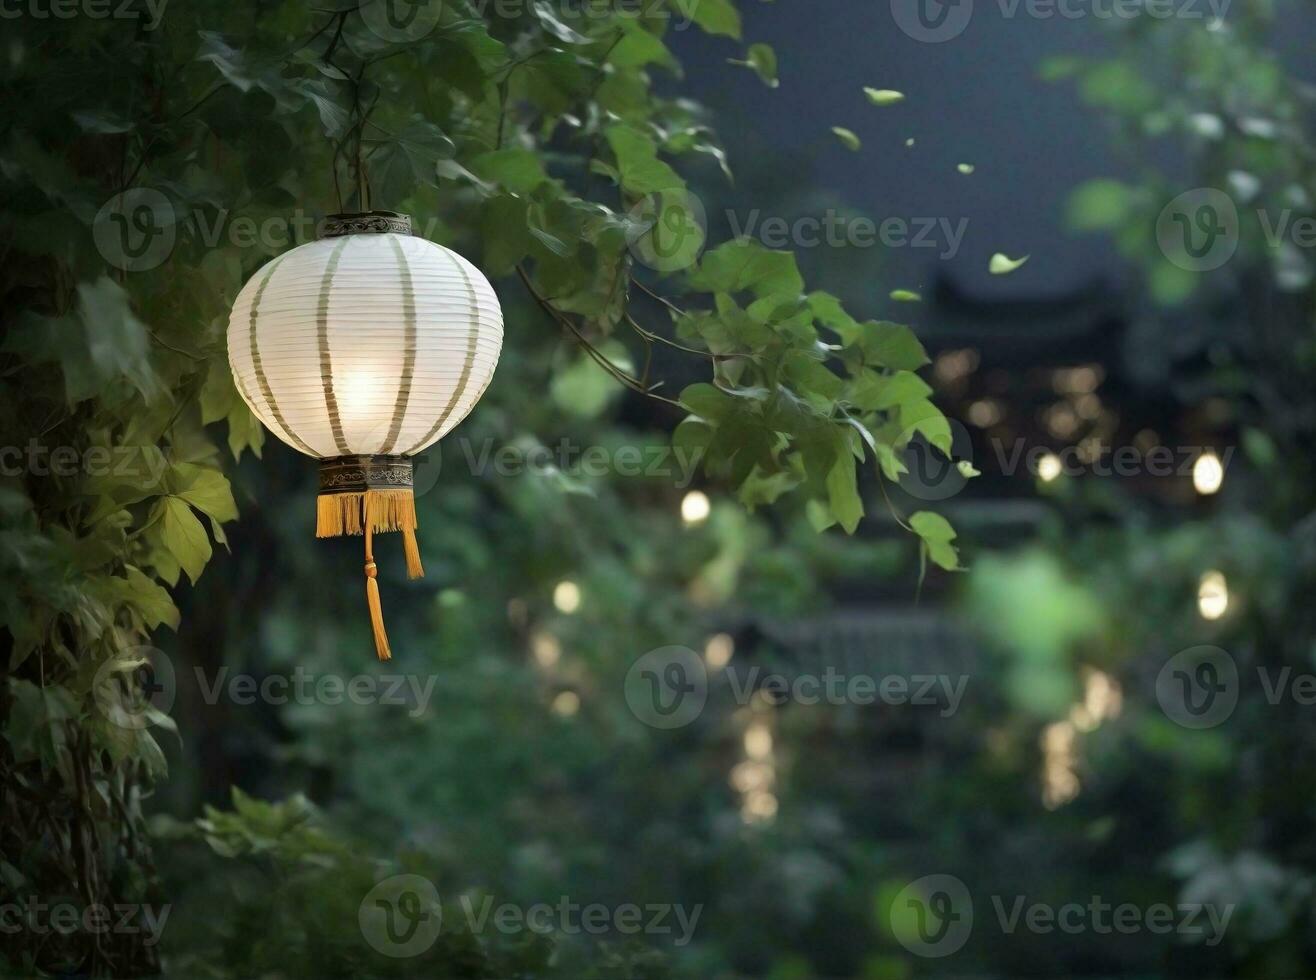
[957,460,981,478]
[957,163,975,174]
[728,43,778,88]
[905,138,915,147]
[831,127,861,151]
[989,253,1030,275]
[864,87,904,106]
[889,289,921,302]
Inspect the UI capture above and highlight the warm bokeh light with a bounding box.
[681,490,711,525]
[741,791,779,823]
[1193,451,1224,495]
[551,690,580,717]
[730,760,772,794]
[704,632,735,669]
[531,631,561,668]
[1198,570,1229,620]
[968,398,1002,428]
[744,723,773,760]
[553,580,581,614]
[1041,720,1079,809]
[1038,452,1063,482]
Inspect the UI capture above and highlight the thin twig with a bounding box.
[516,266,683,408]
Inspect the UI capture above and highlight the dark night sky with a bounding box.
[667,3,1155,302]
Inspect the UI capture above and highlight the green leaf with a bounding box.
[859,321,929,370]
[957,163,975,175]
[910,511,961,571]
[1067,179,1133,231]
[691,239,804,300]
[77,277,162,401]
[4,680,75,767]
[901,398,952,455]
[672,0,742,39]
[611,19,679,71]
[864,88,905,105]
[989,252,1030,275]
[859,370,933,411]
[729,43,778,88]
[826,434,864,534]
[606,126,684,194]
[680,382,737,421]
[832,127,862,151]
[889,289,921,303]
[469,149,549,195]
[160,497,212,585]
[172,465,238,523]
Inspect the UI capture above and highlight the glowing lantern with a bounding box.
[228,212,503,659]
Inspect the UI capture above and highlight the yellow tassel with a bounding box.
[318,486,421,660]
[402,526,424,580]
[364,563,392,662]
[317,489,418,537]
[364,522,391,662]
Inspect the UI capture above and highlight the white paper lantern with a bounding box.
[227,211,503,659]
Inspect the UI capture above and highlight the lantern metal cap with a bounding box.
[319,211,413,239]
[319,454,414,495]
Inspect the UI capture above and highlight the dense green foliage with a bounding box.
[0,2,957,976]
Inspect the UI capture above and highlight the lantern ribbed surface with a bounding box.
[227,227,502,459]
